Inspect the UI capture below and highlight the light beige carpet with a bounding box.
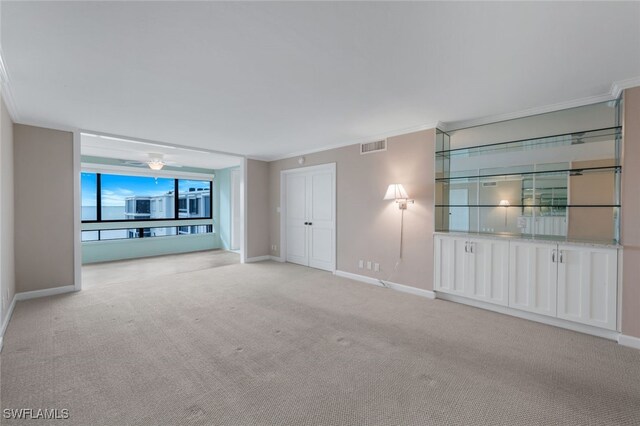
[81,249,240,288]
[2,261,640,425]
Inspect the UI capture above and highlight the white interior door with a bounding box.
[230,168,241,250]
[307,171,335,271]
[284,164,335,272]
[285,173,309,266]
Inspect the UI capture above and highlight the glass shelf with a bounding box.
[435,127,621,158]
[435,165,620,182]
[434,100,622,243]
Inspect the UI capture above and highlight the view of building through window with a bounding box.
[81,172,213,240]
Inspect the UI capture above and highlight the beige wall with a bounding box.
[269,129,435,290]
[246,159,270,259]
[1,96,15,323]
[14,124,75,292]
[621,86,640,338]
[568,159,616,242]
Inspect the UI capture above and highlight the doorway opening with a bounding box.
[77,132,245,289]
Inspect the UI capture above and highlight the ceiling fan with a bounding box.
[121,153,182,170]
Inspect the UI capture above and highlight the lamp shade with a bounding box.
[384,184,409,200]
[499,199,510,207]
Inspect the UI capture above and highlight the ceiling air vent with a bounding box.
[360,139,387,155]
[482,181,497,187]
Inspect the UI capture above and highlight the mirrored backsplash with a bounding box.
[435,100,621,244]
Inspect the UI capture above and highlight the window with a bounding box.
[81,173,98,221]
[81,172,213,222]
[81,226,212,241]
[100,174,174,220]
[178,179,211,218]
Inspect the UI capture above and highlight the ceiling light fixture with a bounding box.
[147,153,165,170]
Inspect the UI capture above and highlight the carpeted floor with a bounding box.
[2,260,640,425]
[81,249,240,288]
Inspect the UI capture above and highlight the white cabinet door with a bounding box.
[509,242,557,316]
[434,235,470,296]
[467,238,509,306]
[557,245,617,330]
[307,171,335,272]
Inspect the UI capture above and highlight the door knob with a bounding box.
[304,222,309,225]
[308,222,313,226]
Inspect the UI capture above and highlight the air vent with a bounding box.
[360,139,387,155]
[482,181,497,187]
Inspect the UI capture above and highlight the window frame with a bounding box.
[82,173,213,224]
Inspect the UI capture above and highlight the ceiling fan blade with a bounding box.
[121,160,147,167]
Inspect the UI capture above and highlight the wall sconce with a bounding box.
[384,184,414,259]
[499,199,510,227]
[384,184,414,210]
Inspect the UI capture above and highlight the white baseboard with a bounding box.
[436,292,620,341]
[15,285,76,301]
[0,285,76,353]
[618,334,640,350]
[334,270,436,300]
[0,295,17,352]
[244,255,271,263]
[269,256,285,262]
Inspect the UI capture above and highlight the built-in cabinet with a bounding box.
[434,236,509,305]
[434,234,619,331]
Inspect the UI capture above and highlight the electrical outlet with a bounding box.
[358,260,364,269]
[374,263,380,272]
[366,261,372,270]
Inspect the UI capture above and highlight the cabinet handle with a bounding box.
[308,222,312,226]
[469,242,474,254]
[559,250,564,263]
[464,242,468,253]
[304,222,308,225]
[551,250,556,263]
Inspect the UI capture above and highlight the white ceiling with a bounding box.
[81,133,241,170]
[2,2,639,160]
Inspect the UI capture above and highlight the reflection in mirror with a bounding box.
[435,100,621,243]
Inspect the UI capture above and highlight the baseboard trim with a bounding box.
[436,292,620,341]
[0,295,17,352]
[334,270,436,300]
[15,285,76,301]
[244,255,271,263]
[618,334,640,350]
[269,256,285,262]
[0,285,77,353]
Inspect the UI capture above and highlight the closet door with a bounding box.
[307,170,335,271]
[285,173,309,266]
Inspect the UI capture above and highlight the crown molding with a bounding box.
[611,76,640,99]
[442,76,640,132]
[267,121,439,162]
[0,48,19,122]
